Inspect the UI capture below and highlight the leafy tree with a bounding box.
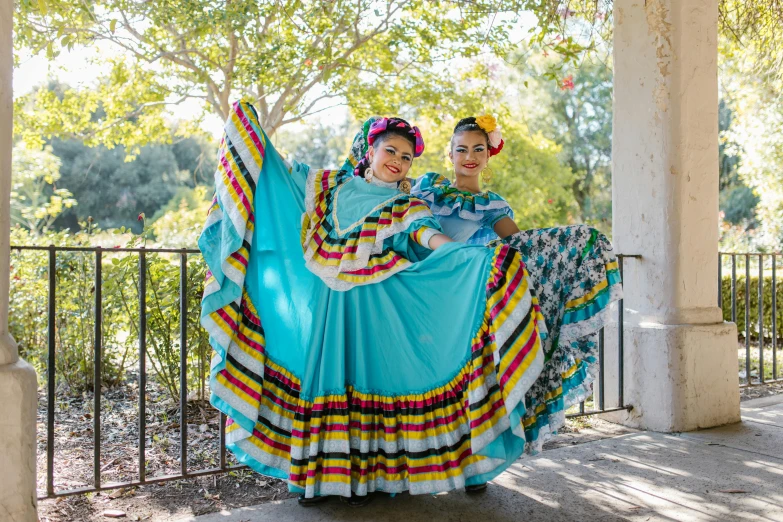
[150,186,212,248]
[50,139,180,232]
[10,143,77,235]
[13,0,615,151]
[274,119,353,168]
[415,116,575,230]
[721,37,783,249]
[171,135,218,187]
[718,98,758,227]
[510,53,612,227]
[719,0,783,81]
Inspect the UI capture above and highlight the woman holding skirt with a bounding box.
[199,104,548,505]
[412,115,623,456]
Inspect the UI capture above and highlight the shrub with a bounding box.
[721,274,783,340]
[10,226,210,401]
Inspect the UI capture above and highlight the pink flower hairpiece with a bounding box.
[367,117,425,157]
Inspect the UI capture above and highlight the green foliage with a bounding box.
[9,226,210,401]
[415,117,575,230]
[274,120,353,169]
[10,227,130,390]
[50,139,182,232]
[11,143,77,235]
[718,98,759,229]
[719,0,783,81]
[150,186,212,248]
[510,53,612,229]
[14,63,174,154]
[13,0,615,148]
[171,136,219,187]
[720,34,783,250]
[721,273,783,341]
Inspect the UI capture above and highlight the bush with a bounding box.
[721,274,783,340]
[10,226,210,402]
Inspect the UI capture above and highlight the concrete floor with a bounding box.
[183,395,783,522]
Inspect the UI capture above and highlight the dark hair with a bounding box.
[451,117,489,148]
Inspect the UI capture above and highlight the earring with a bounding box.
[364,167,373,183]
[481,166,493,184]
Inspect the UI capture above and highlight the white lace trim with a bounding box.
[418,227,439,249]
[559,284,624,345]
[368,176,398,189]
[313,259,412,291]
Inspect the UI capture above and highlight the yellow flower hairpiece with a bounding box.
[475,114,497,133]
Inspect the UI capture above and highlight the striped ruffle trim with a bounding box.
[559,261,623,345]
[521,359,595,455]
[301,168,434,290]
[206,245,546,498]
[412,172,513,222]
[521,262,623,454]
[200,101,265,363]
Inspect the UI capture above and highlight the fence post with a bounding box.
[138,250,147,483]
[93,247,103,488]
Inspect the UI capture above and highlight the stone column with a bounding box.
[608,0,740,431]
[0,0,39,519]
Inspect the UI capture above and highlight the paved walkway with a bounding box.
[183,396,783,522]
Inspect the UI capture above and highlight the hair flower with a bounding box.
[487,129,502,149]
[475,114,497,133]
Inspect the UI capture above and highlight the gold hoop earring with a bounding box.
[481,166,493,184]
[364,167,374,183]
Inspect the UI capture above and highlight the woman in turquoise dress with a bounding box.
[412,115,623,456]
[199,104,549,506]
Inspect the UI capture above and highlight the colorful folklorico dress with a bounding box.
[412,172,623,453]
[198,103,550,498]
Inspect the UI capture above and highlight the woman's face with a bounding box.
[368,135,414,183]
[450,130,489,178]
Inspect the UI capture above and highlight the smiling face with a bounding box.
[450,130,490,178]
[368,134,415,183]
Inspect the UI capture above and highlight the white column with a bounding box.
[609,0,740,431]
[0,0,39,519]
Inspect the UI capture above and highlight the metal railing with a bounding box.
[11,244,636,498]
[719,252,783,387]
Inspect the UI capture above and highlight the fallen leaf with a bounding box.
[103,509,127,518]
[108,488,126,499]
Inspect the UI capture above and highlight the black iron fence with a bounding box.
[11,245,635,499]
[719,253,783,386]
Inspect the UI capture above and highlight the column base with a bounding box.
[0,358,38,522]
[600,321,741,432]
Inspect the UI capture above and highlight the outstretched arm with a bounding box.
[410,227,454,250]
[427,233,454,250]
[493,216,520,239]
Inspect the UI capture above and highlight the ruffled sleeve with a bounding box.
[480,205,514,229]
